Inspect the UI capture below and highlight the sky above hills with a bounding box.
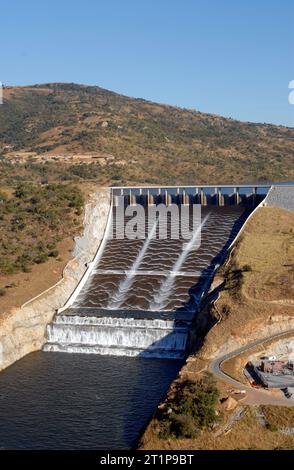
[1,0,294,126]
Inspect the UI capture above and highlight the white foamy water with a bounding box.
[44,314,188,359]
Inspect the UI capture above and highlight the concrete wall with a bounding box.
[264,185,294,212]
[0,188,111,372]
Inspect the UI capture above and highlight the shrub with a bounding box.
[34,254,48,264]
[0,288,6,297]
[47,242,56,250]
[158,374,219,440]
[266,423,279,432]
[0,258,17,274]
[169,413,198,439]
[48,249,59,258]
[15,254,32,271]
[30,196,40,204]
[243,264,252,272]
[221,304,231,317]
[223,262,245,299]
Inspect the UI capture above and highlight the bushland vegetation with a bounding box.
[0,183,84,275]
[157,373,220,439]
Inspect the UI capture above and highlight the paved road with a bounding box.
[209,328,294,406]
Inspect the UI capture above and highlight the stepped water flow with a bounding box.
[44,203,251,359]
[68,206,246,311]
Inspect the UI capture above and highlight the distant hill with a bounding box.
[0,82,293,185]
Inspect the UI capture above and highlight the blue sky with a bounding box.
[1,0,294,126]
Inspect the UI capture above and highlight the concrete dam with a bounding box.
[44,185,269,359]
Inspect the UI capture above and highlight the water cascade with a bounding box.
[43,314,189,359]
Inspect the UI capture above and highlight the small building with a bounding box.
[253,361,294,389]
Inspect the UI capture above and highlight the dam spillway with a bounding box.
[44,185,268,359]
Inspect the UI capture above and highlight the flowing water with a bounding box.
[107,218,159,310]
[44,205,250,358]
[149,212,210,311]
[69,206,247,312]
[45,315,188,358]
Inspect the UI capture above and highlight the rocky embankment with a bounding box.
[0,188,111,372]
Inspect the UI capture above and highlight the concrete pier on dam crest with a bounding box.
[112,184,270,207]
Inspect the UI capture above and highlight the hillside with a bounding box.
[0,83,294,185]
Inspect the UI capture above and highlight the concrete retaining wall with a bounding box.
[0,188,111,372]
[264,185,294,212]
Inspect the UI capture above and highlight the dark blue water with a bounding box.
[0,352,182,449]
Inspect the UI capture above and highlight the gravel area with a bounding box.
[265,185,294,212]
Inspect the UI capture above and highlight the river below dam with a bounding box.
[0,202,256,449]
[0,352,182,449]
